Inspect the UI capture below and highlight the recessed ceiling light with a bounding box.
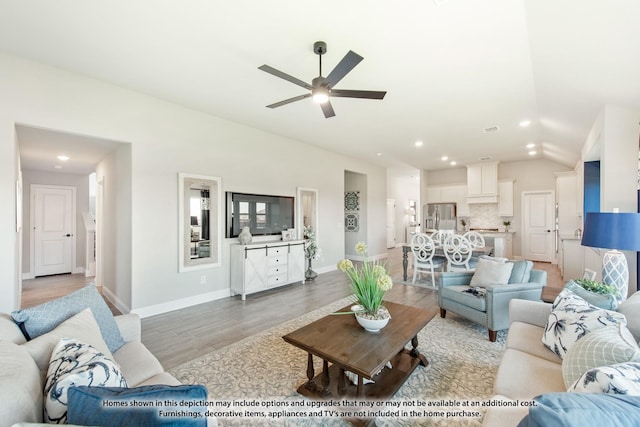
[528,150,537,156]
[526,143,535,148]
[519,120,531,127]
[54,165,62,169]
[57,155,70,161]
[415,141,423,147]
[450,161,457,166]
[441,156,448,161]
[376,152,382,157]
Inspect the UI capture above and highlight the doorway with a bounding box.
[522,190,555,262]
[31,184,76,277]
[17,124,127,309]
[386,199,396,248]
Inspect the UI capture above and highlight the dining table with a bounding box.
[401,244,494,281]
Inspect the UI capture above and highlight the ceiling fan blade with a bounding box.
[324,50,364,88]
[258,65,313,90]
[320,100,336,118]
[266,93,311,108]
[331,89,387,100]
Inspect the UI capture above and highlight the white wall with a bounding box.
[21,170,90,277]
[585,104,640,293]
[0,51,387,315]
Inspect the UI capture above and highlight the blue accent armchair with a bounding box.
[438,260,547,342]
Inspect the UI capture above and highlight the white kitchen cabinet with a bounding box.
[556,171,582,237]
[466,162,499,203]
[426,185,458,203]
[231,240,305,300]
[456,186,470,217]
[497,180,514,217]
[426,184,470,217]
[440,186,458,203]
[479,232,513,259]
[561,238,584,282]
[426,186,443,203]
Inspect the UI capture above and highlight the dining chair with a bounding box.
[463,231,485,248]
[443,234,478,272]
[430,230,454,246]
[410,233,446,287]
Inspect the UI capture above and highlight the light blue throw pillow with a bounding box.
[11,284,125,352]
[508,260,533,284]
[67,384,208,426]
[517,392,640,427]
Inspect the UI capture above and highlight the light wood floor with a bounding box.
[21,248,564,370]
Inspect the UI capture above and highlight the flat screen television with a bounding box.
[225,192,295,238]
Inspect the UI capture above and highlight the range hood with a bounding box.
[467,195,498,204]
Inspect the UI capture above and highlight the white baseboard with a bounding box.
[131,288,232,318]
[22,272,35,280]
[73,267,85,275]
[315,265,337,275]
[101,286,130,315]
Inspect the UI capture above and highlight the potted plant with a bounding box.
[460,218,468,232]
[565,278,620,310]
[502,220,511,232]
[337,242,393,332]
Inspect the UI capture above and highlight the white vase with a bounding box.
[354,306,391,332]
[238,226,252,244]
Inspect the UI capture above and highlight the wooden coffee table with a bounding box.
[283,301,436,400]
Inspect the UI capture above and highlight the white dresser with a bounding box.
[230,240,306,300]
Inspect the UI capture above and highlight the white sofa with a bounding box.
[0,311,182,427]
[482,291,640,426]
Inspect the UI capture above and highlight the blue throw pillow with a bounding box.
[508,260,533,284]
[67,384,209,427]
[11,284,125,352]
[517,392,640,427]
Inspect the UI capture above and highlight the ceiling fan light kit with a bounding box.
[258,41,386,118]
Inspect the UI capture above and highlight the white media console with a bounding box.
[230,240,306,300]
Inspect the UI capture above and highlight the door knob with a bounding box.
[65,234,73,237]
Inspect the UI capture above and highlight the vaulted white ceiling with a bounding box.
[2,0,640,173]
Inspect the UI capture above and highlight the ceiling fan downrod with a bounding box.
[314,41,327,78]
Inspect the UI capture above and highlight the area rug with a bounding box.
[169,297,507,427]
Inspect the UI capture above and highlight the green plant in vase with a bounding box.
[502,220,511,232]
[337,242,393,321]
[574,278,620,296]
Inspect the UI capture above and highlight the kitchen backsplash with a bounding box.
[460,204,510,230]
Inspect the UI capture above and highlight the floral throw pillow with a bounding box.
[569,362,640,395]
[44,338,127,424]
[542,289,627,359]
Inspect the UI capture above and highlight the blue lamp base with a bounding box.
[602,250,628,302]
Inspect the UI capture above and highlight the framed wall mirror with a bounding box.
[297,187,318,239]
[178,173,222,272]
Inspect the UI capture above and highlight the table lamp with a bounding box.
[581,211,640,301]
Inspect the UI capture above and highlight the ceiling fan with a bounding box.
[258,41,386,118]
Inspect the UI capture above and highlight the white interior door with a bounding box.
[33,185,75,277]
[386,199,396,248]
[522,191,555,262]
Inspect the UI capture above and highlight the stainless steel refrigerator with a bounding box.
[424,203,457,232]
